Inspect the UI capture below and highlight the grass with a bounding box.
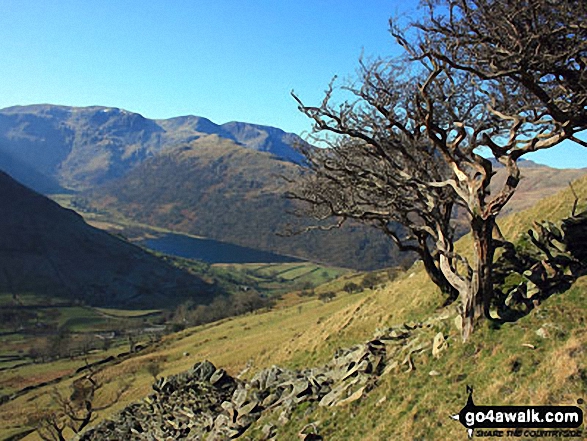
[268,278,587,441]
[0,263,440,440]
[209,261,350,297]
[3,175,587,440]
[55,307,106,330]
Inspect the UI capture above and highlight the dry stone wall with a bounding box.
[77,317,447,440]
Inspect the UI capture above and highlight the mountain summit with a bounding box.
[0,104,305,191]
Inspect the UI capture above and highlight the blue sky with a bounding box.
[0,0,584,168]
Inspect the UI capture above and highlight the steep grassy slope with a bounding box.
[4,175,586,440]
[0,170,212,308]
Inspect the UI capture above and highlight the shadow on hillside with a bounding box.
[490,210,587,325]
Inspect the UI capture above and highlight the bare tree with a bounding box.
[146,360,162,381]
[413,0,587,138]
[292,0,586,340]
[37,365,131,441]
[290,60,460,303]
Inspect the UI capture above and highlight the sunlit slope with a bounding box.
[4,174,587,440]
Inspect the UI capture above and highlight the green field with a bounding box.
[214,262,350,294]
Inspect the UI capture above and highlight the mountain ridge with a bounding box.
[0,104,305,191]
[1,104,585,270]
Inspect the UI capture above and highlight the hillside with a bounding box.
[492,164,587,215]
[1,104,584,271]
[2,174,586,440]
[76,135,404,270]
[0,105,304,191]
[79,139,586,270]
[0,171,212,308]
[0,104,402,270]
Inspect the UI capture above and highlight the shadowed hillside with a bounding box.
[0,171,212,308]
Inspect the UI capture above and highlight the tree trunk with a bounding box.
[419,245,459,304]
[460,281,482,342]
[461,216,496,340]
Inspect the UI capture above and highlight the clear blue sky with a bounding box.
[0,0,584,168]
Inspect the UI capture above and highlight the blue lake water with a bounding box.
[141,233,301,264]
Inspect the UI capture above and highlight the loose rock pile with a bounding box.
[494,210,587,315]
[78,319,446,440]
[78,212,587,440]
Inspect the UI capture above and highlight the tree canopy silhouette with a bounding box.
[291,0,586,340]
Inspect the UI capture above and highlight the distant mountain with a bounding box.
[1,104,584,271]
[491,164,586,215]
[0,104,306,191]
[0,171,212,308]
[219,121,304,163]
[78,135,403,270]
[0,104,399,270]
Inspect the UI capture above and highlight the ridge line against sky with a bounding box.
[0,0,585,169]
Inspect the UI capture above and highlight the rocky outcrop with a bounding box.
[78,318,449,440]
[494,210,587,317]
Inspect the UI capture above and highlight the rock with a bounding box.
[336,386,366,406]
[238,400,260,416]
[191,360,217,382]
[210,368,229,385]
[341,359,370,381]
[432,332,448,358]
[299,423,322,440]
[292,378,311,397]
[80,309,466,441]
[429,370,441,376]
[525,281,540,299]
[318,384,346,407]
[236,411,260,429]
[262,423,276,439]
[232,386,248,408]
[454,315,463,331]
[535,326,550,339]
[262,392,280,407]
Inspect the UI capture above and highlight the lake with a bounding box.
[141,233,301,264]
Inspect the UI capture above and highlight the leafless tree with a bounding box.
[36,365,131,441]
[292,0,586,340]
[290,59,460,303]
